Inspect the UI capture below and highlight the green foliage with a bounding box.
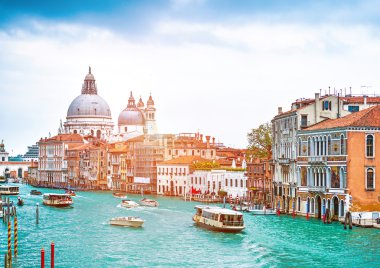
[191,161,220,170]
[247,122,272,159]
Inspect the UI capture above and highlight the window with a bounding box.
[366,168,374,190]
[348,105,359,112]
[340,135,345,155]
[301,115,308,127]
[366,135,374,157]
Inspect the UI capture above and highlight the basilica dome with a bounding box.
[118,92,145,126]
[67,94,112,118]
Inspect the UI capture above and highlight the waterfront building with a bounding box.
[37,134,84,187]
[156,156,201,195]
[272,93,350,214]
[246,158,273,207]
[296,105,380,220]
[342,95,380,112]
[0,141,32,179]
[64,67,114,140]
[189,169,247,198]
[66,140,108,190]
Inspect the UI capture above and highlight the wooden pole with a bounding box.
[7,220,11,265]
[13,217,18,257]
[36,203,39,225]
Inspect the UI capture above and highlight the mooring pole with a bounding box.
[7,220,11,265]
[14,217,18,257]
[41,248,45,268]
[36,203,39,225]
[51,242,54,268]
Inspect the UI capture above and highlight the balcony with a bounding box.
[278,158,290,165]
[308,186,326,193]
[308,156,327,165]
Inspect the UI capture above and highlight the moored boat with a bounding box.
[140,198,159,207]
[30,190,42,195]
[0,185,19,195]
[43,194,73,207]
[109,216,145,227]
[120,199,139,208]
[113,192,127,199]
[251,207,276,215]
[193,205,245,233]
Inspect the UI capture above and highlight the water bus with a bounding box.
[0,185,19,195]
[109,216,145,227]
[43,194,73,207]
[193,205,245,233]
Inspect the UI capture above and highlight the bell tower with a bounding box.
[145,94,157,134]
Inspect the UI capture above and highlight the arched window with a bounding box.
[73,130,77,134]
[297,197,301,211]
[366,168,375,190]
[366,135,374,157]
[327,136,331,155]
[340,135,345,155]
[311,198,315,213]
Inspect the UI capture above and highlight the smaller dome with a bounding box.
[118,109,145,126]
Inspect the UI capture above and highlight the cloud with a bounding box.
[2,2,380,154]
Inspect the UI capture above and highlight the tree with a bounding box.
[247,122,272,159]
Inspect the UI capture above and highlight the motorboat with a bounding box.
[140,198,159,207]
[231,202,250,212]
[31,190,42,195]
[43,194,73,207]
[0,185,19,195]
[120,199,139,208]
[109,216,145,227]
[193,205,245,233]
[17,197,24,206]
[113,192,127,199]
[65,189,76,196]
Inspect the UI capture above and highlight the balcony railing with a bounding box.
[308,186,326,193]
[308,156,327,165]
[278,158,290,164]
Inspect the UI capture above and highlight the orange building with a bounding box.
[296,106,380,220]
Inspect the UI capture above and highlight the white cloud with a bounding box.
[1,18,380,154]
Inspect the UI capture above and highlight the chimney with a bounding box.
[315,92,320,100]
[278,107,283,114]
[205,136,210,148]
[364,95,367,107]
[212,137,215,145]
[200,134,203,142]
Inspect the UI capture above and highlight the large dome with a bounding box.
[67,94,112,118]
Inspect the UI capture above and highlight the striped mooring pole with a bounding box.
[7,219,12,264]
[14,217,18,257]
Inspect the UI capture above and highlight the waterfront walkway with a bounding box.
[1,184,379,267]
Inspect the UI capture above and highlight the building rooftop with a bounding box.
[305,105,380,131]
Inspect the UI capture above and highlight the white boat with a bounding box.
[113,192,127,199]
[0,185,19,195]
[120,199,140,208]
[109,216,145,227]
[251,207,276,215]
[43,194,73,207]
[193,205,245,233]
[140,198,159,207]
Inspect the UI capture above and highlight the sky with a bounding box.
[2,0,380,155]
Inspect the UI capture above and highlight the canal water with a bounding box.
[0,184,379,267]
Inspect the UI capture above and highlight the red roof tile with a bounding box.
[305,105,380,130]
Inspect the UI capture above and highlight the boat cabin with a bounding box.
[0,185,19,195]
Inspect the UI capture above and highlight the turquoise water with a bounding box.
[1,184,379,267]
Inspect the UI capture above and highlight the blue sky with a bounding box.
[1,0,380,154]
